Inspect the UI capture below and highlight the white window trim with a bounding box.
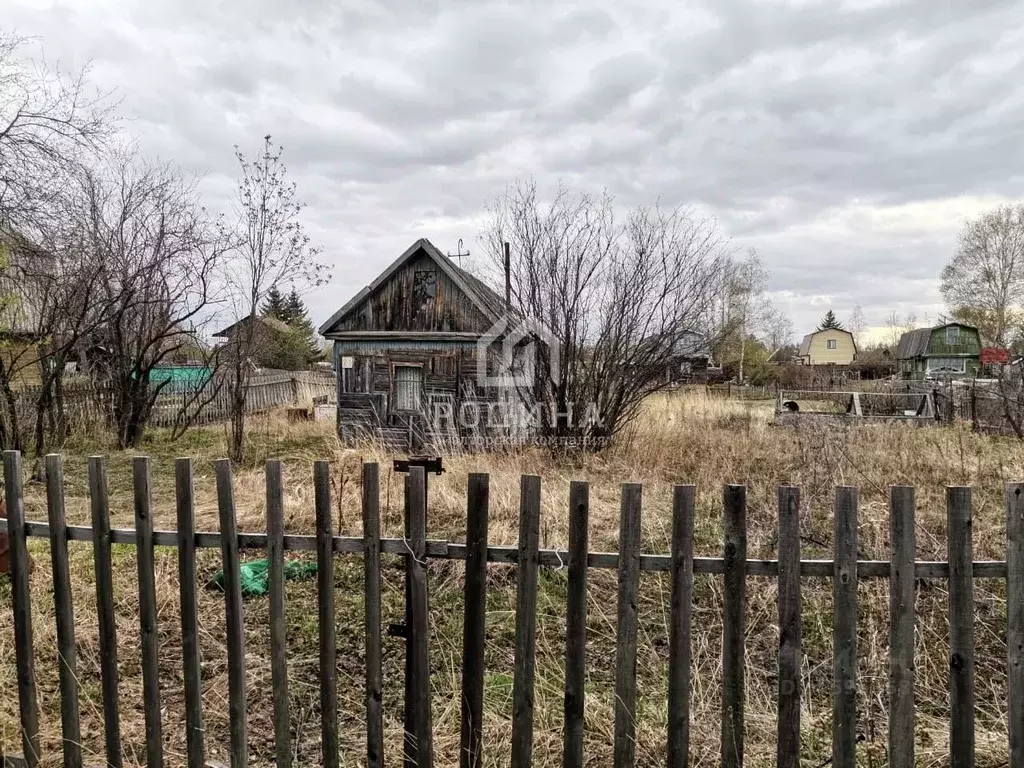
[926,357,967,373]
[946,326,959,345]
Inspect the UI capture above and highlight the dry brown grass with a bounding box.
[0,391,1020,766]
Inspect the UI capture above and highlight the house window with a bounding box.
[946,326,960,345]
[414,271,437,308]
[826,339,838,350]
[927,357,967,373]
[394,365,422,411]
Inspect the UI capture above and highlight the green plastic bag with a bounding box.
[211,559,318,597]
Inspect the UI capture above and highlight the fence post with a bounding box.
[668,485,695,768]
[948,487,974,768]
[1008,483,1024,764]
[889,486,916,768]
[88,456,122,768]
[133,456,163,768]
[364,463,384,768]
[176,458,205,768]
[511,475,541,768]
[564,481,590,768]
[460,473,489,768]
[407,466,433,767]
[266,459,291,768]
[45,454,82,768]
[5,451,39,768]
[721,484,746,768]
[215,459,248,768]
[777,486,801,768]
[613,484,643,768]
[315,461,339,768]
[833,487,858,768]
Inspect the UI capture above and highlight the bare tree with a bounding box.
[707,251,789,378]
[884,311,920,349]
[941,204,1024,347]
[847,303,866,348]
[223,135,327,462]
[0,34,115,226]
[82,150,228,448]
[482,180,728,448]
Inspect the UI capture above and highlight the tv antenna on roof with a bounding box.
[448,238,470,268]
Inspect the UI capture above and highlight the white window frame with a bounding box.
[926,357,966,373]
[826,338,838,350]
[946,326,959,345]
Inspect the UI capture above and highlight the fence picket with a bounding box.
[511,475,542,768]
[563,480,590,768]
[266,459,291,768]
[614,484,643,768]
[215,459,248,768]
[45,454,82,768]
[175,458,205,768]
[315,460,340,768]
[407,466,434,768]
[668,485,695,768]
[777,486,801,768]
[833,487,858,768]
[133,456,163,768]
[1009,483,1024,766]
[889,486,916,768]
[5,451,39,768]
[722,484,746,768]
[460,473,489,768]
[363,463,384,768]
[88,456,122,768]
[948,487,974,768]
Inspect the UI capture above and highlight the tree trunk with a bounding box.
[0,364,20,452]
[229,361,248,463]
[230,386,246,463]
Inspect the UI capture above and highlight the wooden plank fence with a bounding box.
[3,451,1024,766]
[3,372,336,442]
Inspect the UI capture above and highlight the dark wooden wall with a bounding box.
[336,252,492,334]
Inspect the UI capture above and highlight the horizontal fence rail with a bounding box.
[2,451,1024,768]
[0,519,1014,578]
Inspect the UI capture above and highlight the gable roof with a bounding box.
[895,322,978,359]
[318,238,507,336]
[214,314,292,339]
[798,328,856,357]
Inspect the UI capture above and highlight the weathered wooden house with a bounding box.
[318,238,517,451]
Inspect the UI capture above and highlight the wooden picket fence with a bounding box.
[2,451,1024,768]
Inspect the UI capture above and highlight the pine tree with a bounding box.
[818,310,844,331]
[261,285,288,322]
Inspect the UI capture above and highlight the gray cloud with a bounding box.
[6,0,1024,336]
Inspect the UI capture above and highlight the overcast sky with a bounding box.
[7,0,1024,340]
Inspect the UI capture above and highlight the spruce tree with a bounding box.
[284,287,322,362]
[261,285,288,322]
[818,310,844,331]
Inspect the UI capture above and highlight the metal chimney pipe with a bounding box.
[503,241,511,312]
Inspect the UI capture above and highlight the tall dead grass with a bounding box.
[0,392,1020,766]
